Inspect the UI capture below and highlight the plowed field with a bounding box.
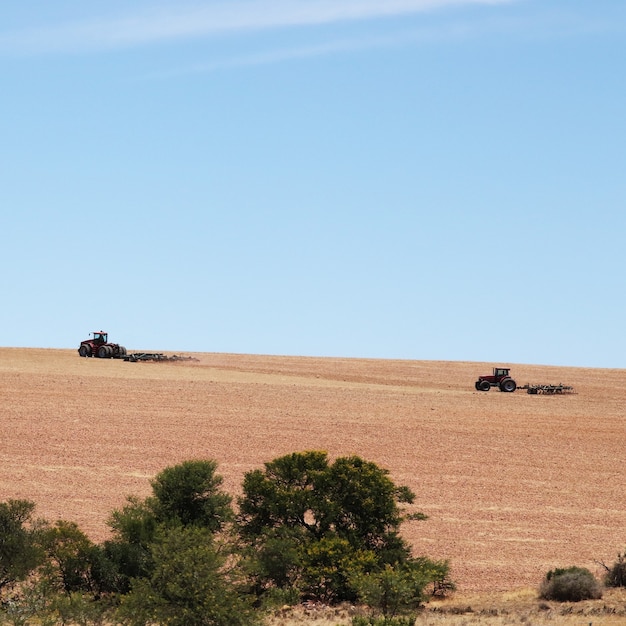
[1,348,625,593]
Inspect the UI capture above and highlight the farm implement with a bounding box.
[123,353,198,363]
[475,367,575,395]
[78,332,197,363]
[517,383,576,395]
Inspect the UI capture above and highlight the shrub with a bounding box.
[0,500,44,594]
[39,520,100,596]
[602,551,626,588]
[539,566,603,602]
[350,558,449,618]
[117,526,258,626]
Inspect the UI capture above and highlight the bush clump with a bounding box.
[539,566,603,602]
[603,551,626,588]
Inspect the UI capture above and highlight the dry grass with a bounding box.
[1,348,626,622]
[266,587,626,625]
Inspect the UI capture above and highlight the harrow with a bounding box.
[518,383,576,395]
[122,353,198,363]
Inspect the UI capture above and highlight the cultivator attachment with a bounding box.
[123,353,198,363]
[518,384,576,395]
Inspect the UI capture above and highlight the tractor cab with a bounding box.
[92,331,108,344]
[475,367,517,392]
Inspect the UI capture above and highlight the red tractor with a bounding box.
[475,367,517,392]
[78,331,127,359]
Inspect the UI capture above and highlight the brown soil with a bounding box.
[1,348,625,595]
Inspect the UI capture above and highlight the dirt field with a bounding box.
[1,348,625,597]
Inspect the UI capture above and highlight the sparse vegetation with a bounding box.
[601,551,626,588]
[352,616,415,626]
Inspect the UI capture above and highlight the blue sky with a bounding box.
[1,1,625,368]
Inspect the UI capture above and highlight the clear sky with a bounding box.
[1,1,624,368]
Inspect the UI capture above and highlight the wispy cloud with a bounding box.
[0,0,515,55]
[146,21,481,78]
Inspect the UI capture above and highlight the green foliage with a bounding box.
[242,526,306,592]
[539,566,603,602]
[320,455,412,549]
[238,451,428,603]
[238,451,328,540]
[0,581,50,626]
[100,497,159,594]
[351,560,434,617]
[603,551,626,588]
[0,454,448,623]
[39,520,100,596]
[150,459,233,531]
[239,452,417,550]
[49,591,113,626]
[108,496,158,546]
[102,460,234,594]
[299,536,378,602]
[0,500,44,593]
[117,526,258,626]
[0,577,114,626]
[409,557,455,597]
[255,585,301,610]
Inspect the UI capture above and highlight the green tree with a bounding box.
[239,452,415,550]
[100,496,159,593]
[238,450,328,540]
[117,526,258,626]
[40,520,100,596]
[151,460,233,531]
[237,451,427,603]
[101,460,233,593]
[0,499,44,593]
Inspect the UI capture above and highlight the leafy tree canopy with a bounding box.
[238,451,417,552]
[118,526,258,626]
[237,451,424,602]
[103,460,233,593]
[151,459,233,531]
[0,499,44,593]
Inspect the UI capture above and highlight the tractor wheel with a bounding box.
[78,344,91,357]
[500,378,517,393]
[97,345,109,358]
[118,346,127,357]
[478,380,491,392]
